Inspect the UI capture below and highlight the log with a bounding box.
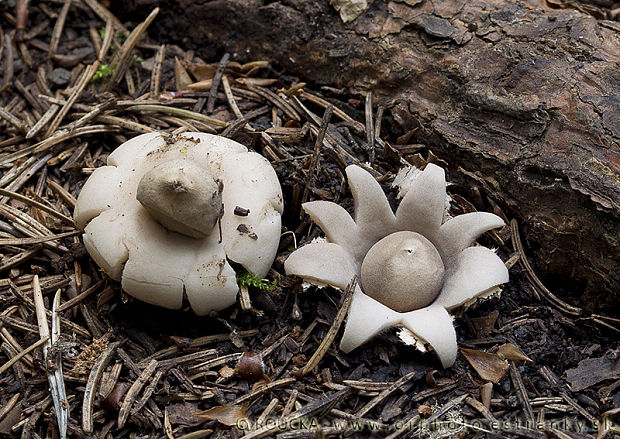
[117,0,619,309]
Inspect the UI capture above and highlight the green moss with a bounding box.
[91,64,116,82]
[236,269,277,292]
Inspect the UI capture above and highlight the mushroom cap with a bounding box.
[136,159,223,238]
[361,231,445,312]
[74,132,283,314]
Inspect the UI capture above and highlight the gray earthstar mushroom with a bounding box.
[74,132,283,315]
[284,163,509,368]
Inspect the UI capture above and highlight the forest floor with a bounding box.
[0,1,618,438]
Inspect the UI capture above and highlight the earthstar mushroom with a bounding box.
[285,164,509,367]
[74,132,283,314]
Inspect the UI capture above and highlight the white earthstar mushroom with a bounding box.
[74,132,283,315]
[284,163,508,368]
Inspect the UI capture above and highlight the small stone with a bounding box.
[48,68,72,86]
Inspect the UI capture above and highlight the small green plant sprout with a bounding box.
[91,64,116,82]
[236,269,277,292]
[97,28,126,55]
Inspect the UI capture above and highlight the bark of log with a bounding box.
[118,0,619,309]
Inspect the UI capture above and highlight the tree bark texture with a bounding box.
[123,0,620,308]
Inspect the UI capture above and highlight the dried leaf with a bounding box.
[471,310,499,338]
[235,78,278,87]
[461,348,509,383]
[184,62,216,81]
[187,79,213,91]
[218,365,235,379]
[566,351,620,392]
[496,344,532,363]
[0,404,22,437]
[174,57,192,91]
[193,404,247,427]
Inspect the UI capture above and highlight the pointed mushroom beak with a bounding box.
[136,159,223,238]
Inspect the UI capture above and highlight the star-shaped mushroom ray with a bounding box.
[302,201,363,262]
[340,290,458,367]
[107,132,164,168]
[73,166,122,230]
[301,166,399,264]
[284,240,358,289]
[119,208,234,312]
[185,253,238,316]
[122,258,185,310]
[395,163,446,236]
[433,212,506,263]
[120,210,199,310]
[346,165,396,253]
[220,151,284,278]
[82,209,128,281]
[435,246,509,311]
[398,304,457,368]
[339,288,402,353]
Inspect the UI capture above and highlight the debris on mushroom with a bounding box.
[284,164,508,367]
[74,132,283,315]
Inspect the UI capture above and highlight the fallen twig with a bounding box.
[511,219,582,316]
[32,277,67,439]
[302,277,356,376]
